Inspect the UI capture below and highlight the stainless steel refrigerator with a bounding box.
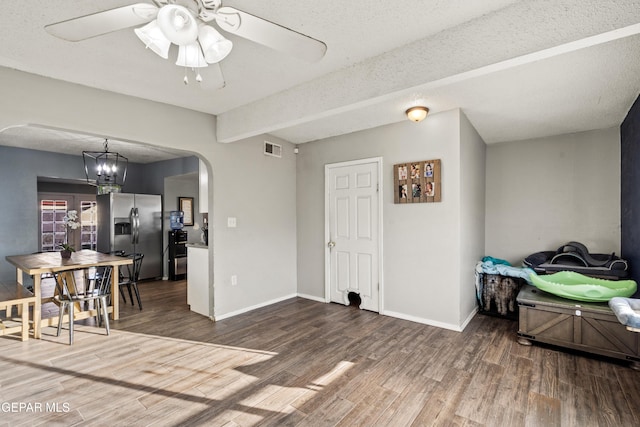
[97,193,163,280]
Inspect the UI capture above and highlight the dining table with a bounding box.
[5,250,133,339]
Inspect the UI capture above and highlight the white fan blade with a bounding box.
[215,6,326,62]
[45,3,159,42]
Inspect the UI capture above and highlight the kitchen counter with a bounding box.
[187,244,210,318]
[186,243,208,249]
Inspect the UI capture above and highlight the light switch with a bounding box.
[227,217,237,228]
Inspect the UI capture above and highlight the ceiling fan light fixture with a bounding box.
[406,106,429,122]
[198,24,233,63]
[176,43,208,68]
[45,2,328,85]
[134,21,171,59]
[156,4,198,46]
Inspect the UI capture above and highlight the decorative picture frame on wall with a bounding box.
[179,197,194,226]
[394,159,441,204]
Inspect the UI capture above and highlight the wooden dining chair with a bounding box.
[53,266,113,345]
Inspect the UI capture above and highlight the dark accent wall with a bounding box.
[138,156,199,194]
[621,93,640,286]
[0,145,197,283]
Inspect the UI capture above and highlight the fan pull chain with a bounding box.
[183,68,205,85]
[218,64,226,88]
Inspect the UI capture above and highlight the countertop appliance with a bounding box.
[97,193,162,280]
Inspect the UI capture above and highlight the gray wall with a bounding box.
[485,127,621,264]
[140,156,199,195]
[0,146,82,282]
[212,134,297,316]
[1,67,298,319]
[164,172,202,279]
[297,109,482,330]
[164,173,203,245]
[0,145,135,282]
[459,112,487,324]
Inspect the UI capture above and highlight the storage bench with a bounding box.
[0,282,35,341]
[517,285,640,368]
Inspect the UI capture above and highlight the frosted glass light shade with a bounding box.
[134,21,171,59]
[176,43,208,68]
[156,4,198,45]
[406,106,429,122]
[198,25,233,63]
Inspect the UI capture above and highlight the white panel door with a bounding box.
[327,160,380,311]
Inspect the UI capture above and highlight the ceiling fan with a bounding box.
[45,0,327,83]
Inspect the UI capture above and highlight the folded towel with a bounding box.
[476,260,535,283]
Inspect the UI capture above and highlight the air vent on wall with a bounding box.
[264,141,282,158]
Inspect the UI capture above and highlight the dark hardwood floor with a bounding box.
[1,279,640,426]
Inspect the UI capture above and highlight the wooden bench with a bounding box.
[517,285,640,369]
[0,282,36,341]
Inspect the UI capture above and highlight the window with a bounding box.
[80,200,98,250]
[38,194,98,252]
[40,199,68,252]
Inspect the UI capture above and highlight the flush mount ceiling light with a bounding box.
[44,0,327,86]
[83,139,128,194]
[406,106,429,122]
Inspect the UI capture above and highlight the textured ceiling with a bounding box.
[1,0,640,157]
[0,126,186,163]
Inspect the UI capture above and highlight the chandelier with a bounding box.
[82,139,128,194]
[134,4,232,84]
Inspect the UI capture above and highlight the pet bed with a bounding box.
[529,271,637,302]
[524,241,629,279]
[475,257,534,318]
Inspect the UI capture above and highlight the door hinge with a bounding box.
[377,183,379,192]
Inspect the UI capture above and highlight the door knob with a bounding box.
[328,241,336,248]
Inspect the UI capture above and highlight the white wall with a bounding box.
[0,67,298,319]
[297,109,479,329]
[485,127,621,264]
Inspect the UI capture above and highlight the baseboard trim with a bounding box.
[296,293,326,303]
[214,293,298,321]
[214,293,479,332]
[459,307,479,331]
[381,309,467,332]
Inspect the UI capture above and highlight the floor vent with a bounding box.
[264,141,282,158]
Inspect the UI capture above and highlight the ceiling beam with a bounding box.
[216,0,640,143]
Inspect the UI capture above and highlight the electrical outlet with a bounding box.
[231,275,237,286]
